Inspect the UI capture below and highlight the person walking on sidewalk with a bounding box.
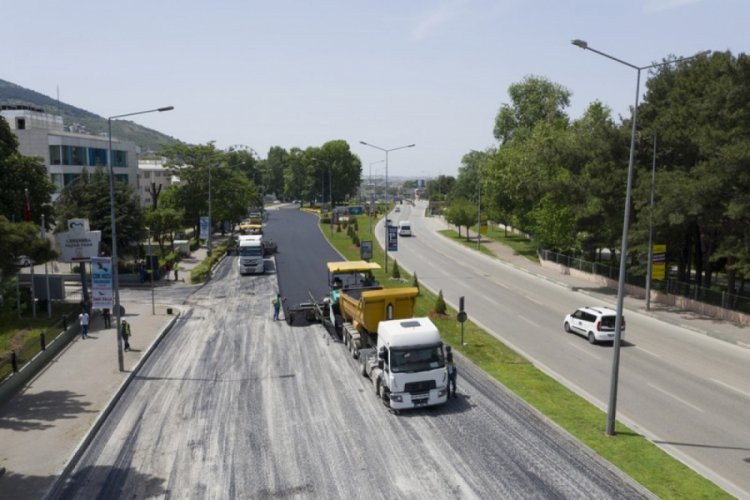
[174,265,179,282]
[165,262,172,281]
[102,308,111,329]
[121,320,131,351]
[79,309,90,339]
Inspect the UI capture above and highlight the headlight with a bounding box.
[438,389,446,397]
[391,395,403,402]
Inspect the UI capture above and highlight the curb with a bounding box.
[43,307,186,499]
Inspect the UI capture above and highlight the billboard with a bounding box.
[91,256,113,309]
[55,218,101,263]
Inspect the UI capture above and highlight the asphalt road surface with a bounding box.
[382,201,750,497]
[51,208,649,499]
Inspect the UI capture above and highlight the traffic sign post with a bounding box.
[457,296,467,345]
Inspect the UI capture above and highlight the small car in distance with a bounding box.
[563,306,624,345]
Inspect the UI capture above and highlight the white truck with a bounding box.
[238,235,264,275]
[362,317,448,411]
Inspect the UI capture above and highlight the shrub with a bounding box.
[412,271,420,294]
[352,234,360,247]
[435,289,447,315]
[391,259,401,279]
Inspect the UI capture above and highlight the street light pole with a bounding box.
[369,160,384,235]
[147,228,155,315]
[646,133,657,311]
[360,141,415,273]
[108,105,173,371]
[572,39,707,436]
[207,162,212,257]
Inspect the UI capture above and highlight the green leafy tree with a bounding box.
[55,167,145,257]
[145,206,183,253]
[0,116,56,227]
[530,194,577,251]
[445,198,478,239]
[0,216,57,278]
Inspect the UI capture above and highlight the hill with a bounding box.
[0,79,180,153]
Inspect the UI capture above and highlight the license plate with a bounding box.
[413,398,428,407]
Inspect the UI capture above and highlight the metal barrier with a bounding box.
[540,249,750,314]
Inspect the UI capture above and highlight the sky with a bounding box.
[3,0,747,178]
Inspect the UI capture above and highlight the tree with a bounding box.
[145,206,183,253]
[55,167,145,257]
[434,289,447,315]
[445,198,478,239]
[493,75,571,145]
[0,216,57,278]
[0,116,56,228]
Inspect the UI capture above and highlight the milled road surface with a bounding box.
[50,208,649,499]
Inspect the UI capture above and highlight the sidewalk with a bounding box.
[429,215,750,349]
[0,241,219,499]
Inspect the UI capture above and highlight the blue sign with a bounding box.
[200,216,209,240]
[388,225,398,251]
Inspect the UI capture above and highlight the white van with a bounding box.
[398,221,412,237]
[238,235,264,275]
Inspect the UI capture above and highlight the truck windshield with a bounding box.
[390,345,444,373]
[239,246,262,257]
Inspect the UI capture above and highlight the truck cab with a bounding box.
[370,317,448,410]
[238,235,264,275]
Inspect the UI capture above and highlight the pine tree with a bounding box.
[391,259,401,279]
[435,289,447,315]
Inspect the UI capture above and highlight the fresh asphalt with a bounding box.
[47,206,651,499]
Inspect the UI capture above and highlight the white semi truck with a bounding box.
[238,235,264,275]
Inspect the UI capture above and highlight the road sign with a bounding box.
[388,225,398,251]
[457,311,467,323]
[360,240,373,261]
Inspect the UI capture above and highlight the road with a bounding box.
[50,207,648,499]
[383,201,750,498]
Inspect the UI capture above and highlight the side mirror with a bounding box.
[378,359,385,369]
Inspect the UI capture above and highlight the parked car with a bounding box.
[563,306,624,345]
[17,255,32,267]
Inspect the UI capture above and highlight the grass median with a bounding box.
[321,212,729,499]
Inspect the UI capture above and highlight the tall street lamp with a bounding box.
[360,141,415,272]
[369,159,385,234]
[108,105,173,371]
[572,39,707,436]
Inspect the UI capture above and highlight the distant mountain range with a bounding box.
[0,79,180,153]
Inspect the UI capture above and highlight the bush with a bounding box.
[435,289,447,315]
[412,272,420,294]
[391,260,401,279]
[190,241,231,283]
[351,218,358,231]
[352,234,360,247]
[336,224,342,233]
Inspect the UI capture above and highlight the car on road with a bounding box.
[563,306,624,345]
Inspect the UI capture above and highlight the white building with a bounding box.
[138,158,179,208]
[0,105,140,200]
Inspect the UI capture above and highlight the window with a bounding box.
[114,174,129,184]
[390,345,445,373]
[63,173,82,186]
[112,150,127,167]
[143,171,151,179]
[49,145,62,165]
[50,173,63,190]
[88,148,107,167]
[16,118,25,130]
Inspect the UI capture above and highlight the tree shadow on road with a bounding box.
[49,465,167,499]
[0,390,95,431]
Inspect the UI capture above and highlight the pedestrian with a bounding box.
[165,262,172,281]
[102,308,111,329]
[79,309,90,339]
[272,293,284,321]
[174,265,179,282]
[446,346,457,398]
[121,320,131,351]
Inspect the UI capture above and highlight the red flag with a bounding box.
[23,189,31,222]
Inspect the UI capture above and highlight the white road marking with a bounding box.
[711,378,750,400]
[633,346,662,359]
[648,383,705,413]
[519,316,540,328]
[523,294,543,306]
[568,342,599,359]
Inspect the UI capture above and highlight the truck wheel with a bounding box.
[360,358,368,377]
[343,331,349,347]
[334,314,343,336]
